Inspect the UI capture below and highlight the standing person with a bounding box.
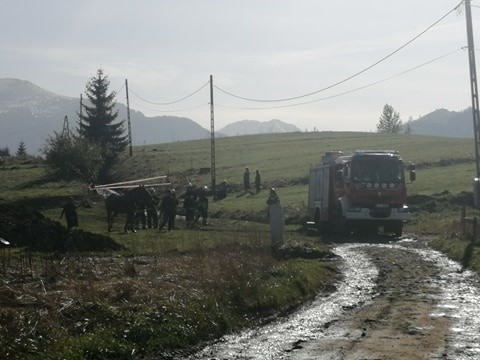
[60,197,78,229]
[183,183,197,229]
[171,188,179,229]
[255,170,261,194]
[146,189,159,229]
[195,186,209,226]
[266,188,284,249]
[159,189,178,231]
[266,187,280,205]
[243,167,251,192]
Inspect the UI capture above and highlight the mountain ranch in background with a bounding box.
[0,78,475,155]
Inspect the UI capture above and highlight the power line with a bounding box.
[215,47,464,111]
[129,81,210,105]
[129,99,209,113]
[214,1,463,103]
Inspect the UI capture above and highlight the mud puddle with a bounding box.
[186,238,480,359]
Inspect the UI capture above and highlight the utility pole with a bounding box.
[62,115,70,138]
[125,79,133,156]
[465,0,480,207]
[210,75,216,192]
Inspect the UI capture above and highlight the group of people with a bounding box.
[60,167,279,232]
[243,167,262,194]
[134,185,210,232]
[131,183,212,231]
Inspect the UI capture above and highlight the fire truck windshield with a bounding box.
[351,156,404,183]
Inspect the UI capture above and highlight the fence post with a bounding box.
[474,217,478,244]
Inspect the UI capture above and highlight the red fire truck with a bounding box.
[307,150,416,236]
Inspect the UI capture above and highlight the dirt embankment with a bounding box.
[0,203,122,252]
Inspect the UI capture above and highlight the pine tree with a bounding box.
[16,140,27,157]
[376,104,403,134]
[78,69,128,158]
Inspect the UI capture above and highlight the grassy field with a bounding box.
[1,131,479,359]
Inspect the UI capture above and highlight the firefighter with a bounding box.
[183,183,197,229]
[60,197,78,229]
[195,186,209,226]
[146,189,159,229]
[255,170,261,194]
[243,167,251,192]
[266,188,280,205]
[159,189,178,231]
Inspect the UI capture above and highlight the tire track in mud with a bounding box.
[187,238,480,360]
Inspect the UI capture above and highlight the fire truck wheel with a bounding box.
[394,222,403,237]
[335,202,350,235]
[386,222,403,237]
[314,210,329,234]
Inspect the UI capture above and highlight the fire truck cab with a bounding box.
[307,150,415,236]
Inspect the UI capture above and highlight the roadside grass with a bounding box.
[2,131,480,358]
[0,226,334,359]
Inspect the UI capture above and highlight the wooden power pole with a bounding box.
[465,0,480,207]
[125,79,133,156]
[210,75,216,192]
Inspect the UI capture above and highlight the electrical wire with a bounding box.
[129,99,209,113]
[214,1,463,103]
[129,81,209,105]
[114,82,126,97]
[215,47,465,111]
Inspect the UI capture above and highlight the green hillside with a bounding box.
[112,131,477,203]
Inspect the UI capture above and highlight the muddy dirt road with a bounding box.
[188,237,480,359]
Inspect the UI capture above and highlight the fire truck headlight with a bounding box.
[381,183,387,189]
[374,182,379,188]
[366,183,372,188]
[389,183,395,189]
[398,205,409,212]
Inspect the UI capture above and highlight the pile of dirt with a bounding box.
[0,203,123,252]
[408,191,473,213]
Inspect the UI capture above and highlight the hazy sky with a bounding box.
[1,0,478,132]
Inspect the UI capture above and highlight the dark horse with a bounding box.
[105,186,153,232]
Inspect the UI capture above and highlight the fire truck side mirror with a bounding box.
[474,178,480,208]
[408,163,416,182]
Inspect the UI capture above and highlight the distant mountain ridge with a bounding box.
[0,78,475,155]
[409,108,473,138]
[0,79,301,154]
[218,119,300,136]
